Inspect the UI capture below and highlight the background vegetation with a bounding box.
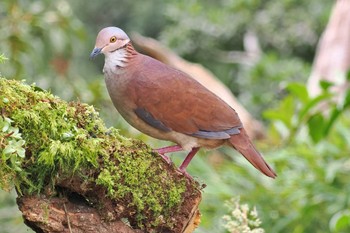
[1,0,349,232]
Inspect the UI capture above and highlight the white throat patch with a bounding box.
[103,48,128,76]
[105,48,127,68]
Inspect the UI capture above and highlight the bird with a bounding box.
[90,26,276,179]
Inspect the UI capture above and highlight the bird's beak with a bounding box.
[90,47,102,59]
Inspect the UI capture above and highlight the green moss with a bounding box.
[0,77,187,230]
[0,78,115,193]
[97,142,186,227]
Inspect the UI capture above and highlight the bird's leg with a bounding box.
[179,147,200,178]
[154,145,183,164]
[154,145,183,154]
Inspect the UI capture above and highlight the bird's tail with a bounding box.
[229,128,277,178]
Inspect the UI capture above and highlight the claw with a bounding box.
[154,145,200,180]
[154,145,183,165]
[158,153,172,164]
[178,168,193,180]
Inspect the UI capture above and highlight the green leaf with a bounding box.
[307,113,325,143]
[1,117,12,132]
[286,83,309,103]
[298,93,332,123]
[3,145,16,155]
[330,210,350,232]
[346,70,350,81]
[319,80,334,91]
[341,89,350,109]
[263,96,295,128]
[323,107,341,136]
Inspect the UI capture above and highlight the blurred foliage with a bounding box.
[161,0,330,59]
[0,0,109,108]
[187,82,350,232]
[1,0,349,233]
[264,82,342,144]
[0,190,31,233]
[159,0,331,116]
[0,0,332,116]
[260,81,350,232]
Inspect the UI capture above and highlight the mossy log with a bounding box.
[0,78,202,233]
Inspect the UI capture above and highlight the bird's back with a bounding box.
[125,53,243,136]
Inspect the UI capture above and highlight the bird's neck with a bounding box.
[104,42,138,69]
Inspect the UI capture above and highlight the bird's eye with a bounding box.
[110,36,117,43]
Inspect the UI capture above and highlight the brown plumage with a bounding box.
[90,27,276,178]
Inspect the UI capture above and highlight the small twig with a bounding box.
[0,132,14,148]
[4,131,14,138]
[1,107,7,117]
[63,203,73,233]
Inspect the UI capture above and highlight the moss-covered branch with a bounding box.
[0,78,201,233]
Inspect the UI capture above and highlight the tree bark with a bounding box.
[307,0,350,99]
[16,172,202,233]
[17,196,143,233]
[17,188,201,233]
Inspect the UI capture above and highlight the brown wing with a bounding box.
[127,54,242,137]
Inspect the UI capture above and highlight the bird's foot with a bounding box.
[154,145,183,165]
[153,149,173,164]
[176,147,200,180]
[178,168,193,180]
[158,153,172,164]
[154,146,199,180]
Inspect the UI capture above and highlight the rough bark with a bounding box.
[17,196,143,233]
[17,176,202,233]
[307,0,350,99]
[131,33,266,140]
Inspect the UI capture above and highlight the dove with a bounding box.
[90,27,276,178]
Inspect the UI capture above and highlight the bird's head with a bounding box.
[90,27,130,59]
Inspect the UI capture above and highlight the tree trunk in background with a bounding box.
[131,33,266,140]
[307,0,350,99]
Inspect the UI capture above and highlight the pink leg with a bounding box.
[154,145,183,154]
[179,147,200,178]
[154,145,183,164]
